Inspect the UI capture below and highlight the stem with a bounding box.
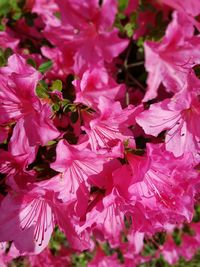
[127,73,145,91]
[124,41,132,68]
[127,61,144,68]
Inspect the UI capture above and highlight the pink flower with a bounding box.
[74,67,125,108]
[8,119,38,165]
[0,54,60,146]
[28,247,71,267]
[88,248,121,267]
[0,153,36,190]
[0,29,19,51]
[0,120,38,189]
[125,0,138,16]
[11,18,43,47]
[41,46,71,80]
[26,0,59,26]
[143,11,200,101]
[179,235,199,261]
[133,1,169,40]
[0,187,55,254]
[119,230,144,259]
[0,183,90,254]
[82,97,135,156]
[43,0,128,74]
[160,0,200,16]
[81,189,126,246]
[0,243,9,267]
[159,0,200,29]
[115,144,198,231]
[0,242,20,267]
[136,89,200,159]
[161,237,179,265]
[51,139,105,202]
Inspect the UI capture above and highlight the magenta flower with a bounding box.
[144,11,200,101]
[81,189,126,247]
[0,120,38,189]
[161,237,179,265]
[51,139,105,198]
[74,67,125,108]
[136,89,200,159]
[127,144,197,226]
[0,54,60,146]
[0,187,55,254]
[159,0,200,29]
[43,0,128,74]
[82,97,135,156]
[0,0,200,263]
[88,248,121,267]
[0,183,90,254]
[0,30,19,51]
[28,247,71,267]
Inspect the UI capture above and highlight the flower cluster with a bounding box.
[0,0,200,266]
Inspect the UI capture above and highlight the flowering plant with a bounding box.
[0,0,200,266]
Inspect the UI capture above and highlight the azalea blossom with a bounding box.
[136,88,200,159]
[43,0,128,74]
[0,54,60,146]
[51,139,105,201]
[143,11,200,101]
[0,0,200,265]
[82,97,135,156]
[74,67,125,108]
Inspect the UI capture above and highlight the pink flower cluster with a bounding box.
[0,0,200,266]
[160,221,200,265]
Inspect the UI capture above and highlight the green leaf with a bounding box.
[0,48,12,66]
[137,37,144,47]
[117,12,126,20]
[0,1,11,17]
[46,140,57,146]
[69,105,77,112]
[0,55,6,67]
[39,79,48,89]
[124,22,134,37]
[63,103,76,113]
[38,60,53,73]
[50,79,62,91]
[52,103,60,112]
[0,0,24,20]
[26,58,36,68]
[12,10,22,20]
[118,0,129,11]
[4,48,12,59]
[36,84,49,98]
[49,227,67,253]
[61,99,70,107]
[172,228,182,246]
[0,24,5,31]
